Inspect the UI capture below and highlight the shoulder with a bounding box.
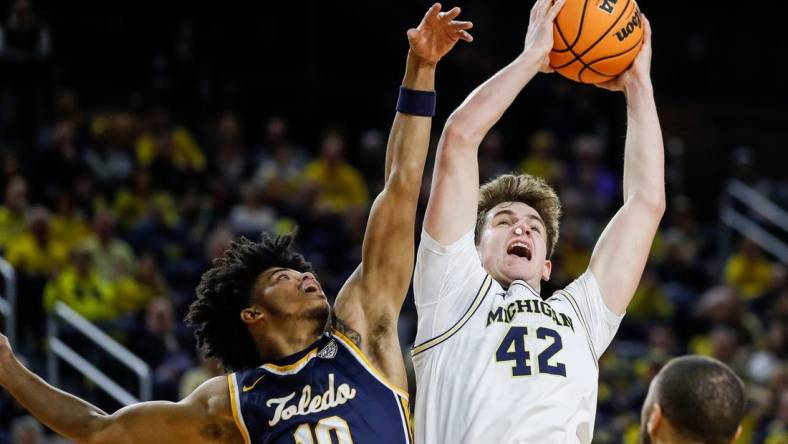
[182,376,245,444]
[184,375,234,423]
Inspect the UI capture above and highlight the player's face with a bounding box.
[477,202,551,287]
[256,268,330,324]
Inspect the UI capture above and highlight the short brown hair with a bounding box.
[475,174,561,258]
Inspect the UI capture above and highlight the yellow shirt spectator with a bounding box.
[44,267,117,321]
[79,236,136,282]
[4,233,68,276]
[114,277,161,315]
[627,272,674,321]
[0,207,27,250]
[519,157,564,184]
[113,190,179,230]
[50,213,92,250]
[304,160,369,214]
[136,127,205,172]
[723,250,774,300]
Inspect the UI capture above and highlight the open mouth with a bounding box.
[506,241,532,260]
[302,279,323,296]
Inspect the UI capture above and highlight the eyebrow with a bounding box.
[263,267,290,282]
[491,209,546,229]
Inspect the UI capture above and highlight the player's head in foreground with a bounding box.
[640,355,746,444]
[475,173,561,288]
[186,233,329,371]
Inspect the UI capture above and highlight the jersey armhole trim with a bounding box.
[227,374,252,444]
[396,393,414,444]
[411,274,493,358]
[332,329,410,398]
[556,289,599,367]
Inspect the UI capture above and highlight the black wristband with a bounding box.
[395,86,436,117]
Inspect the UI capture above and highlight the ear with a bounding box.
[647,403,662,436]
[541,259,552,281]
[731,425,742,443]
[240,307,264,325]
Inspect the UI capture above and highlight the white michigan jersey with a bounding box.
[412,230,623,444]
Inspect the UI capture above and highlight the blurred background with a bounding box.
[0,0,786,442]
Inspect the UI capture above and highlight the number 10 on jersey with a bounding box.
[293,416,353,443]
[495,326,567,377]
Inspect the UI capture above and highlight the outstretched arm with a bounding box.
[424,0,565,245]
[589,17,666,315]
[0,333,238,444]
[333,3,472,386]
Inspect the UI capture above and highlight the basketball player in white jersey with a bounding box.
[411,0,664,442]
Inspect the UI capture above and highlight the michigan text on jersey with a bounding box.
[486,298,574,331]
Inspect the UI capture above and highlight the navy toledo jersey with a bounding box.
[227,330,413,444]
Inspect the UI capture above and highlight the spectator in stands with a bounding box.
[478,129,510,182]
[627,268,674,324]
[518,130,564,185]
[136,107,204,172]
[43,245,116,322]
[48,191,91,251]
[212,112,248,189]
[79,211,135,283]
[37,120,85,199]
[747,320,787,385]
[83,112,135,192]
[0,0,49,61]
[135,107,204,192]
[252,117,309,210]
[4,207,67,346]
[177,356,221,400]
[113,170,179,231]
[127,195,195,274]
[723,238,778,301]
[694,285,764,347]
[114,252,168,315]
[355,128,387,193]
[129,297,193,401]
[0,176,28,251]
[571,133,617,218]
[0,151,22,192]
[303,129,369,216]
[4,206,66,278]
[229,181,278,237]
[755,387,787,443]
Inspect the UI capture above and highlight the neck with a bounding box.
[653,423,710,444]
[500,276,542,293]
[253,318,327,363]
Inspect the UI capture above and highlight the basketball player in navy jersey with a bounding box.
[0,5,473,443]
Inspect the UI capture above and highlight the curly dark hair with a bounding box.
[185,233,313,371]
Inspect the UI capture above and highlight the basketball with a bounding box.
[549,0,644,83]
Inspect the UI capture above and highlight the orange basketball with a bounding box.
[549,0,644,84]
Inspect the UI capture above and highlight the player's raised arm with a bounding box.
[333,3,471,372]
[588,16,666,315]
[424,0,565,246]
[0,333,238,444]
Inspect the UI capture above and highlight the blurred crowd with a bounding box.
[0,1,786,443]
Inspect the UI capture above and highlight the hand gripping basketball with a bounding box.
[549,0,645,83]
